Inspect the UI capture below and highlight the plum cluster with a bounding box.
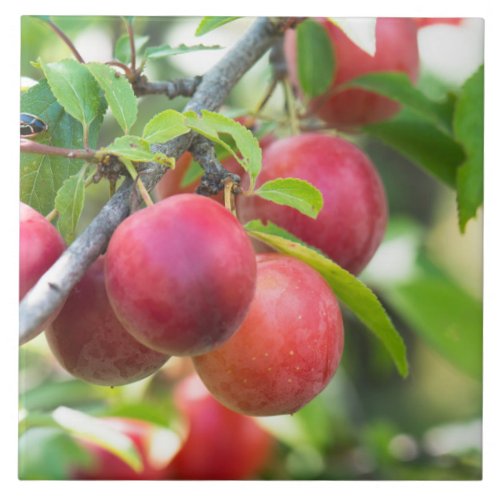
[20,17,422,418]
[22,190,346,416]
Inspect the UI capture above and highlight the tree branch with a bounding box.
[20,139,96,161]
[19,16,289,345]
[189,136,241,196]
[133,76,202,98]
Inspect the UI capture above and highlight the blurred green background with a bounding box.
[19,16,483,480]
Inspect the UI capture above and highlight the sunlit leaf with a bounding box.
[39,59,102,131]
[87,62,137,133]
[52,407,143,472]
[254,178,324,218]
[142,109,190,143]
[195,17,240,36]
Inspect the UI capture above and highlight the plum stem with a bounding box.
[283,78,300,136]
[45,18,85,63]
[224,178,237,217]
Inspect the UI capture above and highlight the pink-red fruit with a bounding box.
[20,202,65,335]
[237,133,388,275]
[105,194,257,356]
[285,18,420,129]
[166,374,273,479]
[20,203,65,300]
[45,257,169,386]
[194,254,344,416]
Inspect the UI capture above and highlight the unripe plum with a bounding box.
[105,194,257,356]
[285,18,420,129]
[20,202,66,335]
[193,254,344,416]
[45,257,169,386]
[237,133,387,275]
[166,374,273,479]
[73,417,178,480]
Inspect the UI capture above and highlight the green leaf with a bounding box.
[142,109,191,143]
[86,62,137,133]
[54,166,87,244]
[52,406,143,473]
[39,58,102,131]
[19,427,92,479]
[245,220,409,377]
[21,80,104,215]
[296,19,335,98]
[381,260,482,381]
[144,43,222,59]
[254,178,324,218]
[453,65,484,231]
[101,135,172,165]
[346,72,455,134]
[364,109,464,187]
[115,34,150,64]
[184,110,262,190]
[195,17,240,36]
[244,219,304,245]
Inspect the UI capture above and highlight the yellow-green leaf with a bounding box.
[254,178,323,218]
[87,62,137,133]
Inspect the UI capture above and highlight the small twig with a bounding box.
[84,168,97,188]
[189,136,241,196]
[46,19,85,63]
[269,37,287,81]
[299,122,338,133]
[105,60,133,78]
[125,18,137,74]
[82,126,90,150]
[20,139,96,161]
[224,178,237,216]
[283,78,300,135]
[109,180,116,197]
[254,79,278,114]
[133,75,202,99]
[121,158,154,207]
[254,38,287,114]
[45,208,58,223]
